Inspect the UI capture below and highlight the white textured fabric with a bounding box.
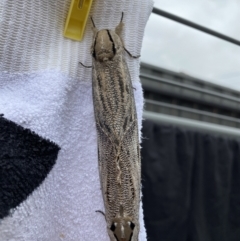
[0,0,153,240]
[0,0,153,81]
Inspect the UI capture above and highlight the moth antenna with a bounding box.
[91,16,96,28]
[115,12,124,35]
[90,16,98,33]
[120,12,124,23]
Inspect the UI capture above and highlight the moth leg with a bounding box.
[79,62,93,68]
[95,210,105,216]
[132,86,136,91]
[95,210,107,221]
[124,47,140,59]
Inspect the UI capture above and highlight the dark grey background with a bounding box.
[141,119,240,241]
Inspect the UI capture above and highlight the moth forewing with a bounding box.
[90,13,141,241]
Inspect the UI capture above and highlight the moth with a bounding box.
[81,13,141,241]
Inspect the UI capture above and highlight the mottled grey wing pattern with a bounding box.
[92,56,140,228]
[92,57,136,139]
[95,117,140,219]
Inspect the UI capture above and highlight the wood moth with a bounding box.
[82,13,141,241]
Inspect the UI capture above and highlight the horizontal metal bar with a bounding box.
[143,111,240,138]
[152,7,240,47]
[145,99,240,124]
[141,62,240,96]
[141,73,240,104]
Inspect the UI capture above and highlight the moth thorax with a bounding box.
[93,30,120,62]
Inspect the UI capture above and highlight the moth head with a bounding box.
[90,13,125,62]
[110,217,135,241]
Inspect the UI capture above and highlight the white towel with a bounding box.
[0,0,153,240]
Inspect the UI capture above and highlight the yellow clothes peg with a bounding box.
[64,0,93,41]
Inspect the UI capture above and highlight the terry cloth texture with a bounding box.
[0,0,153,240]
[0,116,60,220]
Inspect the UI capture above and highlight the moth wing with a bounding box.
[95,122,120,221]
[119,118,141,217]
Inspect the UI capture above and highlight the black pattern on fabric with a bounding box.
[0,116,60,219]
[141,120,240,241]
